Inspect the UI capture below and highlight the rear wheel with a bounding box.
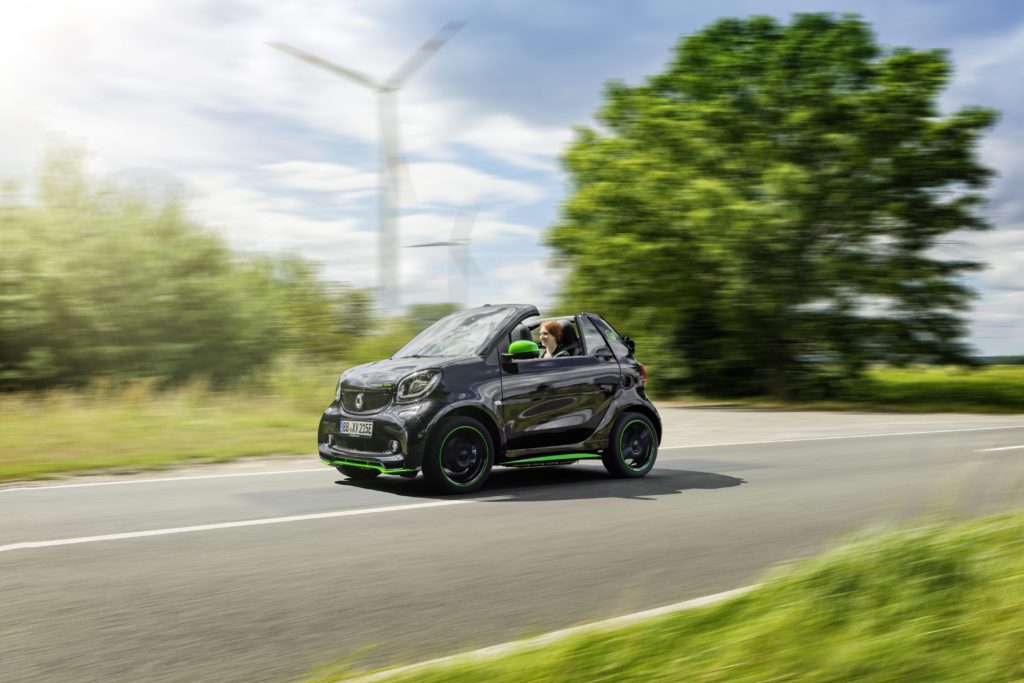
[336,465,381,480]
[422,416,494,494]
[602,412,658,478]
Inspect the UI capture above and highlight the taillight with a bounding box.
[639,364,646,384]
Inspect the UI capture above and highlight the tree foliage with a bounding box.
[1,149,373,389]
[549,14,997,397]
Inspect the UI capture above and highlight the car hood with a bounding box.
[341,356,469,390]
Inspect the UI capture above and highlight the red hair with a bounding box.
[540,320,563,344]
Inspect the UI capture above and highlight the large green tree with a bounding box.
[549,14,997,398]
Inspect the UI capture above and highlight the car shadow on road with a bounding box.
[336,464,745,502]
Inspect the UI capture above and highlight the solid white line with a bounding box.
[980,444,1024,452]
[0,468,327,493]
[0,500,473,554]
[660,424,1024,450]
[354,585,756,682]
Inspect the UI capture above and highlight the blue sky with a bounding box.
[2,0,1023,353]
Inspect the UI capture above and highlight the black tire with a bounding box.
[422,416,494,494]
[602,412,658,478]
[336,465,381,480]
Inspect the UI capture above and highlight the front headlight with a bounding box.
[396,369,441,403]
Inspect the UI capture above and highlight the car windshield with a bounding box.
[392,307,514,359]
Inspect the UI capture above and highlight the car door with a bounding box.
[499,316,620,452]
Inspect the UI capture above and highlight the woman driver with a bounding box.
[539,320,568,358]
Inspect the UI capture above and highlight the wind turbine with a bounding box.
[406,208,482,308]
[269,22,465,314]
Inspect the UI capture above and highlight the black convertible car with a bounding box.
[318,304,661,493]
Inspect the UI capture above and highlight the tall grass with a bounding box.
[0,358,341,481]
[306,511,1024,682]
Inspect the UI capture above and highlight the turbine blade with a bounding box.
[406,241,458,248]
[385,21,465,88]
[268,42,381,90]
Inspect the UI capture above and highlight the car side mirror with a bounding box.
[506,339,540,361]
[621,336,636,352]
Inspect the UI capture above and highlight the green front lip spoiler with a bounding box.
[320,456,417,475]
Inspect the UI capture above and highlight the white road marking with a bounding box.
[660,424,1024,450]
[0,468,327,493]
[0,500,473,554]
[354,585,756,682]
[980,444,1024,452]
[3,424,1022,494]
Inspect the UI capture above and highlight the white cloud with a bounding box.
[456,115,571,171]
[258,159,545,207]
[489,259,561,309]
[184,169,375,278]
[407,161,545,206]
[260,160,377,198]
[968,291,1024,355]
[401,210,537,243]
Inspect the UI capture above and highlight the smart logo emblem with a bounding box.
[355,393,364,410]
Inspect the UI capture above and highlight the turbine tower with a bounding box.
[269,22,465,313]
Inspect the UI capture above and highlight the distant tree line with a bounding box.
[1,149,375,390]
[977,357,1024,366]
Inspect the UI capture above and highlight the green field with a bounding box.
[855,365,1024,411]
[1,365,1021,483]
[303,510,1024,682]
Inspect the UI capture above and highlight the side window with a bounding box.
[577,316,610,356]
[589,316,631,358]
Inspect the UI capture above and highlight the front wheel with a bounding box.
[602,412,658,478]
[336,465,381,480]
[422,416,494,494]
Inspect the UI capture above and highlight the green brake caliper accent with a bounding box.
[438,425,489,487]
[619,419,657,471]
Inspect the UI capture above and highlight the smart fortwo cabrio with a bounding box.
[317,304,661,493]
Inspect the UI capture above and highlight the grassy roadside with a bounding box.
[666,366,1024,414]
[0,361,338,482]
[304,510,1024,683]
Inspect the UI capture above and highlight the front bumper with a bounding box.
[317,397,442,471]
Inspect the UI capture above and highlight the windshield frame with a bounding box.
[391,307,520,360]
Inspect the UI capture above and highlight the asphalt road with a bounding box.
[3,407,1024,683]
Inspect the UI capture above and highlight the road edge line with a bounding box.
[352,585,756,682]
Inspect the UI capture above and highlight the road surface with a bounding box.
[2,407,1023,682]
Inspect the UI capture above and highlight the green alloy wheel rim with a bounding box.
[618,419,656,471]
[438,425,489,487]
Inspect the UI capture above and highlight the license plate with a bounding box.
[339,420,373,437]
